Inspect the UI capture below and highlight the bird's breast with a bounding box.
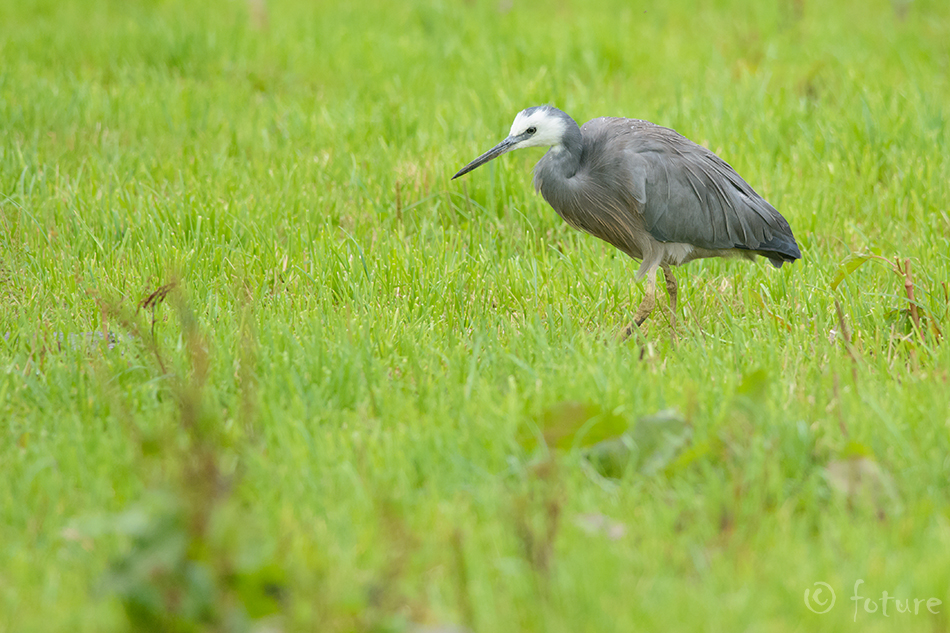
[534,169,646,261]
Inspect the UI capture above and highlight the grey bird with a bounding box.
[452,105,801,335]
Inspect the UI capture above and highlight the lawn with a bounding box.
[2,0,949,631]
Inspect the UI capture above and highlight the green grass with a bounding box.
[2,0,950,630]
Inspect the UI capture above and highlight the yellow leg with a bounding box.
[621,267,658,340]
[661,264,679,341]
[634,270,658,326]
[661,264,677,314]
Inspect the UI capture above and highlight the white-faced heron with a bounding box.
[452,105,801,335]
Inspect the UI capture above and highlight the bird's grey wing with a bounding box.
[621,126,800,262]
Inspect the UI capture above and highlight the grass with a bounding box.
[2,0,950,630]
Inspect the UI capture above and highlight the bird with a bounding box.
[452,105,801,335]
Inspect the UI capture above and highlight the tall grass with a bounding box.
[2,0,949,630]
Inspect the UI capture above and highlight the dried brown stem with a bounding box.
[834,299,859,385]
[900,258,923,343]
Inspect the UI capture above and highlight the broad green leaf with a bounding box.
[830,253,874,291]
[521,401,629,452]
[631,410,691,476]
[585,409,690,478]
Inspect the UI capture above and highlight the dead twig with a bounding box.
[895,258,924,344]
[140,282,178,376]
[834,299,859,386]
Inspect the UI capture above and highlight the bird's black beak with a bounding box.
[452,136,520,179]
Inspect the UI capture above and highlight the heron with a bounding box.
[452,105,801,335]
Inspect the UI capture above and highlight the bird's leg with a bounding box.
[621,267,657,340]
[661,264,679,342]
[661,264,677,314]
[634,267,658,326]
[634,275,657,326]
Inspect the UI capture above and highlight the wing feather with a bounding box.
[611,120,801,262]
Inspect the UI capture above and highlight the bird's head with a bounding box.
[452,105,572,179]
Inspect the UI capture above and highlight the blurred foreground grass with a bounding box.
[2,0,949,630]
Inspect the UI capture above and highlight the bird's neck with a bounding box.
[547,123,583,178]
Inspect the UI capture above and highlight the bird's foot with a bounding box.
[631,304,654,328]
[619,322,637,342]
[619,311,651,342]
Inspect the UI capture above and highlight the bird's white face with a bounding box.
[508,107,567,149]
[451,106,570,180]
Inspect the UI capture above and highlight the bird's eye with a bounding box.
[526,127,537,134]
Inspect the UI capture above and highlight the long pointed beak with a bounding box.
[452,136,518,179]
